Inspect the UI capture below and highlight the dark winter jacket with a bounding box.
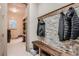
[58,12,65,41]
[37,19,45,37]
[67,7,79,39]
[58,7,79,41]
[58,12,71,41]
[64,8,73,40]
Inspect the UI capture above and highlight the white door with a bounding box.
[0,4,7,56]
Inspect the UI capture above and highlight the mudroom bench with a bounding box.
[32,41,73,56]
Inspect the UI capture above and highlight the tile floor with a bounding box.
[7,37,32,56]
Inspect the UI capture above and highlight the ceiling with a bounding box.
[8,3,27,20]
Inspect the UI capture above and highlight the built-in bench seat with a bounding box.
[32,41,73,56]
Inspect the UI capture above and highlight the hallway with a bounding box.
[7,37,32,56]
[7,3,29,56]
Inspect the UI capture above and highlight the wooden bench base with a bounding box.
[32,41,73,56]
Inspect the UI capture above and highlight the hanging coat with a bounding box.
[67,7,79,39]
[37,19,45,37]
[58,11,72,41]
[58,12,65,41]
[64,8,73,40]
[64,16,71,40]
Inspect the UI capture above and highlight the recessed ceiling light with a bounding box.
[10,8,19,13]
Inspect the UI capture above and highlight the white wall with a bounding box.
[0,3,7,56]
[38,3,69,16]
[27,3,38,51]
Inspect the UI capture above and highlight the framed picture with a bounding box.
[9,20,17,29]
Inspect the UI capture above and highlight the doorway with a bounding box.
[7,3,28,56]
